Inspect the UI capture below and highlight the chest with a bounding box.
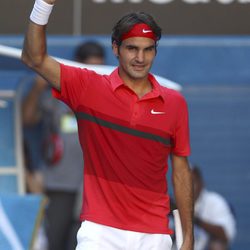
[77,83,177,138]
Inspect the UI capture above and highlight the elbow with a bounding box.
[21,49,32,68]
[211,226,229,243]
[218,228,228,243]
[21,50,45,70]
[221,229,230,243]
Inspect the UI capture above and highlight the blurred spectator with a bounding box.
[74,41,105,65]
[23,137,44,194]
[22,41,105,250]
[192,165,236,250]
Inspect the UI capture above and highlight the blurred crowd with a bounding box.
[22,40,105,250]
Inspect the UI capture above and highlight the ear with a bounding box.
[112,41,119,57]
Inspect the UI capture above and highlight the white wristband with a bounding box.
[30,0,54,25]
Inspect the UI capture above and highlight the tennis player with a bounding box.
[22,0,194,249]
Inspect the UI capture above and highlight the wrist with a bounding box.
[30,0,54,26]
[44,0,55,4]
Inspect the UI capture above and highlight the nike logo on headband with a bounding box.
[142,29,152,33]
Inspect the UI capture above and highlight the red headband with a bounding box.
[121,23,157,42]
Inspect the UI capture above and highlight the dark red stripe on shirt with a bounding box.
[75,111,172,147]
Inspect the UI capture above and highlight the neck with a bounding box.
[119,72,152,99]
[128,80,152,99]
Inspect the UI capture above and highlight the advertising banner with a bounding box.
[0,0,249,34]
[82,0,250,34]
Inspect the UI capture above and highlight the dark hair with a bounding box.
[111,12,162,46]
[192,165,203,181]
[74,41,105,62]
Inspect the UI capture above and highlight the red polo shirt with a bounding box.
[52,64,190,234]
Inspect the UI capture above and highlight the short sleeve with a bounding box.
[171,95,191,156]
[204,193,237,242]
[52,64,89,111]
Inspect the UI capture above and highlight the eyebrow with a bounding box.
[125,44,156,50]
[145,45,156,50]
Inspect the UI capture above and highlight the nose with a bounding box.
[135,50,144,63]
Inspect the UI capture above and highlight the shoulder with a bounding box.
[160,85,186,102]
[60,63,104,80]
[196,190,233,221]
[203,190,229,209]
[159,86,188,112]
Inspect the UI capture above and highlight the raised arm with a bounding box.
[172,155,194,250]
[21,0,60,90]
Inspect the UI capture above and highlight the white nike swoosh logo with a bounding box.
[151,109,165,115]
[142,29,152,33]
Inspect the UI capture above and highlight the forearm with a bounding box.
[172,156,194,249]
[194,218,228,242]
[21,0,54,69]
[22,22,47,70]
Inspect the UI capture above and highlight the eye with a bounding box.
[126,45,137,51]
[145,46,155,52]
[128,47,135,50]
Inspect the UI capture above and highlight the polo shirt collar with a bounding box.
[110,68,124,90]
[109,68,164,101]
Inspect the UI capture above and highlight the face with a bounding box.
[83,56,104,65]
[113,37,156,82]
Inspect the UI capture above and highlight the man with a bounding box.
[192,166,236,250]
[22,0,194,249]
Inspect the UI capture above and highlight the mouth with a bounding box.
[132,64,145,71]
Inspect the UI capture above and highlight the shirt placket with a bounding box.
[130,97,141,127]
